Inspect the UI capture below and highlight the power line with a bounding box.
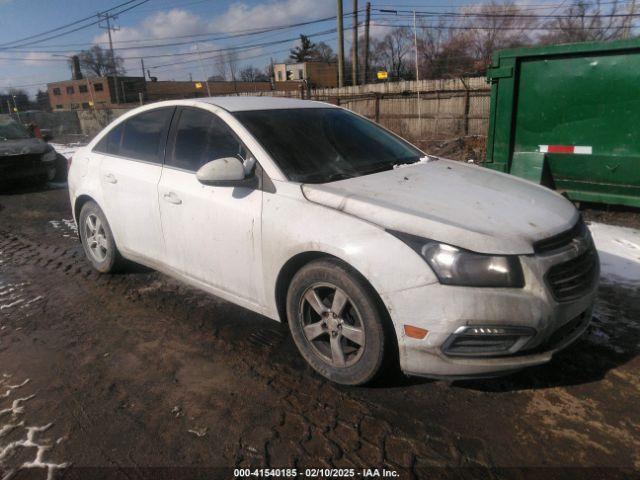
[2,12,357,53]
[0,0,144,49]
[0,0,151,51]
[147,29,338,69]
[374,8,640,19]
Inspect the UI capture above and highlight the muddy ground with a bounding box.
[0,185,638,480]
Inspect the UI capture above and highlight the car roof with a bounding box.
[179,96,338,112]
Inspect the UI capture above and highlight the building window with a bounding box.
[55,104,63,109]
[70,103,79,110]
[81,102,90,109]
[53,88,61,95]
[66,86,74,94]
[94,83,103,91]
[79,85,88,93]
[277,71,283,81]
[298,70,303,80]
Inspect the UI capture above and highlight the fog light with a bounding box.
[442,325,535,357]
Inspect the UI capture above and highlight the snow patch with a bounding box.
[49,142,82,160]
[48,219,77,237]
[589,221,640,285]
[0,374,69,480]
[393,156,439,169]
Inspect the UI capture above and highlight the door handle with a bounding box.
[103,173,117,184]
[163,192,182,205]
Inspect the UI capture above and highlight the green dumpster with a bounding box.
[485,38,640,208]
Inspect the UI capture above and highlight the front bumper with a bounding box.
[383,246,599,378]
[0,155,54,183]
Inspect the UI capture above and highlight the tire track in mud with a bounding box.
[0,231,495,476]
[0,373,69,480]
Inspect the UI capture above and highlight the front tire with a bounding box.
[79,201,124,273]
[286,258,389,386]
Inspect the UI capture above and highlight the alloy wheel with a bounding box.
[84,213,108,262]
[299,282,366,368]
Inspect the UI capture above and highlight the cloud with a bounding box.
[211,0,334,31]
[84,0,339,80]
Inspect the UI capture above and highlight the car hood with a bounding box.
[301,159,578,255]
[0,138,48,157]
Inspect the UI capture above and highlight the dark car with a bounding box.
[0,118,63,188]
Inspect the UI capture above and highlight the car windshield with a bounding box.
[233,108,424,183]
[0,119,32,141]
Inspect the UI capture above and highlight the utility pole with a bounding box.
[363,2,370,84]
[11,95,21,123]
[351,0,358,86]
[413,10,421,121]
[623,0,636,39]
[99,12,120,104]
[195,42,212,96]
[337,0,345,87]
[140,58,146,80]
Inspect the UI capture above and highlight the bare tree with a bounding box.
[215,54,229,80]
[213,52,240,82]
[418,22,477,79]
[72,45,125,77]
[239,66,269,82]
[311,41,337,62]
[462,1,535,70]
[226,51,239,83]
[539,0,632,44]
[372,27,413,79]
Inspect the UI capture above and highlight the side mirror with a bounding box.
[196,157,251,186]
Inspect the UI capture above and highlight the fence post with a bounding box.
[374,93,380,123]
[464,90,470,136]
[461,76,470,136]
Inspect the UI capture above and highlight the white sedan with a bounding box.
[68,97,599,385]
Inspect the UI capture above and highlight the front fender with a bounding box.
[262,185,438,324]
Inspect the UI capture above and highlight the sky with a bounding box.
[0,0,583,97]
[0,0,494,96]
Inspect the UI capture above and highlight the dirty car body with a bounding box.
[67,97,599,383]
[0,118,57,186]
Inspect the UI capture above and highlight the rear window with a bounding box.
[93,123,124,156]
[93,107,174,162]
[120,108,174,163]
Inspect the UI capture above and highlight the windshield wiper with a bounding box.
[301,172,354,184]
[357,164,396,177]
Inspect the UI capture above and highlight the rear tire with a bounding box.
[286,258,390,386]
[78,201,125,273]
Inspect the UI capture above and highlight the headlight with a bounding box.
[42,148,57,163]
[388,230,525,288]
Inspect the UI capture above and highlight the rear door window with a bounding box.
[93,122,124,156]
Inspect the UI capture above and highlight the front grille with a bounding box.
[521,311,590,355]
[546,248,599,302]
[534,217,588,254]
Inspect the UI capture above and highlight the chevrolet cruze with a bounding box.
[68,97,599,385]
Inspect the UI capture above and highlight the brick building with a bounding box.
[47,76,146,110]
[273,61,338,88]
[145,80,274,101]
[47,77,290,110]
